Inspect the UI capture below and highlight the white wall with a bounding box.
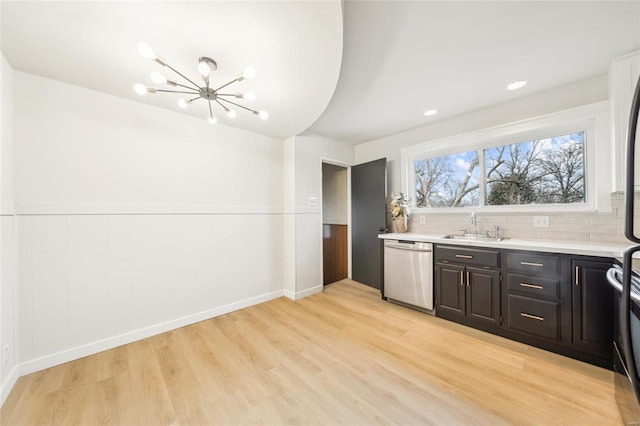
[14,73,283,213]
[283,133,353,298]
[12,72,286,375]
[0,53,18,405]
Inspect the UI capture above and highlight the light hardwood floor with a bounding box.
[1,280,622,425]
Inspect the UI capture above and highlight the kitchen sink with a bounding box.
[442,234,509,242]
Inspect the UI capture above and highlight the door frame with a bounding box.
[320,158,353,286]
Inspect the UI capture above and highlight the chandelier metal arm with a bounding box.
[208,100,214,117]
[174,82,200,91]
[163,63,201,90]
[214,78,241,93]
[155,89,200,95]
[214,99,227,110]
[217,97,256,113]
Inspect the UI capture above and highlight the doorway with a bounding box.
[322,162,348,285]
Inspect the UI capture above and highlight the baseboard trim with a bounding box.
[18,289,284,377]
[285,285,323,301]
[0,365,19,407]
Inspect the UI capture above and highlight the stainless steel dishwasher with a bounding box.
[383,239,434,314]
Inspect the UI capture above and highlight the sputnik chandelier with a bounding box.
[134,43,268,124]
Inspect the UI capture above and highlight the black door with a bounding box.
[351,158,387,289]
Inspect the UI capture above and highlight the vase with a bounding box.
[394,216,407,233]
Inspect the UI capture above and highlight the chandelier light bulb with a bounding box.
[243,91,256,101]
[137,43,157,60]
[134,83,147,95]
[177,98,189,109]
[198,60,211,78]
[208,115,218,125]
[258,110,269,120]
[150,72,167,85]
[226,108,237,119]
[242,66,256,80]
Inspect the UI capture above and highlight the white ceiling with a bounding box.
[310,1,640,144]
[0,1,343,140]
[2,1,639,145]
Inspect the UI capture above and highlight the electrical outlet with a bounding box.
[419,215,426,225]
[308,197,318,207]
[533,216,549,228]
[3,344,8,364]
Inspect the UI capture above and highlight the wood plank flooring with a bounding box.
[1,280,622,425]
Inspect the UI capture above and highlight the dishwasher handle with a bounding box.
[384,240,432,252]
[385,246,432,252]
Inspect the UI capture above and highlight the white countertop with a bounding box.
[378,232,631,258]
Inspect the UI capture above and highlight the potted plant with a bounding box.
[389,193,411,233]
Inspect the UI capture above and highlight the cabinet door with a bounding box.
[467,266,501,324]
[572,259,614,359]
[436,263,465,318]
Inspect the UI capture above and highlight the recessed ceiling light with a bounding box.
[506,80,528,91]
[424,109,438,117]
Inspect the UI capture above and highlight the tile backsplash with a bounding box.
[404,192,636,245]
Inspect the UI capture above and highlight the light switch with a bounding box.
[308,197,318,207]
[419,215,426,225]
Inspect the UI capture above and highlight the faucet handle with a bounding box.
[459,228,468,235]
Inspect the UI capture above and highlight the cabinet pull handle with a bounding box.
[466,271,470,287]
[456,254,473,259]
[575,266,579,286]
[521,312,544,321]
[460,270,464,286]
[520,282,543,290]
[520,261,544,267]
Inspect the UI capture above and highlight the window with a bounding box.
[400,102,609,213]
[485,132,585,206]
[415,150,480,207]
[413,131,586,209]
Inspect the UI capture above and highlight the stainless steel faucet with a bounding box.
[470,212,478,235]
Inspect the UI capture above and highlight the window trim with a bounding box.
[400,101,610,214]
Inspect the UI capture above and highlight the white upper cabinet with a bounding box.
[610,50,640,191]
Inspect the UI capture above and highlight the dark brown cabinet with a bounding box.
[467,266,501,325]
[435,246,501,327]
[571,259,614,362]
[503,251,569,343]
[432,244,615,369]
[436,263,465,318]
[506,294,561,341]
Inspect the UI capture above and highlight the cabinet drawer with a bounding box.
[436,246,499,268]
[506,251,560,277]
[506,294,560,341]
[506,273,560,300]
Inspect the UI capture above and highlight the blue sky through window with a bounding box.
[414,131,585,208]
